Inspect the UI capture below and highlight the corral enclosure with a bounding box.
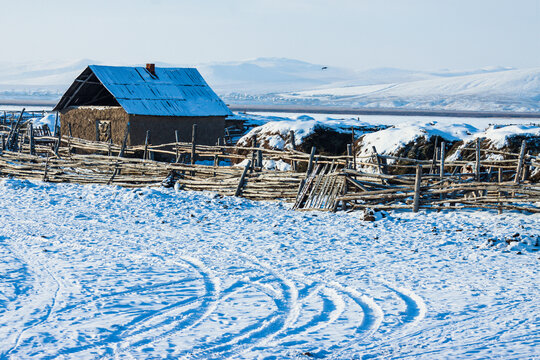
[1,108,539,214]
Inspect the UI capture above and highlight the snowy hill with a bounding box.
[278,67,540,112]
[0,57,538,113]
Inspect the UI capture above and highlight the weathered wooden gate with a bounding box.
[293,162,345,211]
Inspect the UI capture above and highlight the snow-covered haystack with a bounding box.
[235,115,388,161]
[237,116,351,154]
[235,116,370,170]
[355,122,474,173]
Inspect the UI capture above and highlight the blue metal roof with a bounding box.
[85,65,232,117]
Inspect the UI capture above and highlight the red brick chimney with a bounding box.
[146,63,156,76]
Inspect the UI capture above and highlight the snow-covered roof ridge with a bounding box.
[54,65,233,117]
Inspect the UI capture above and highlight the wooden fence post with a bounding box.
[118,122,130,157]
[351,127,357,170]
[475,138,481,181]
[214,137,222,167]
[514,140,526,184]
[54,124,62,158]
[175,130,180,163]
[413,165,422,212]
[225,128,232,145]
[439,141,445,201]
[191,124,197,165]
[235,160,251,196]
[53,112,59,137]
[523,150,530,181]
[257,148,263,169]
[498,167,503,214]
[29,123,35,155]
[143,130,150,160]
[7,108,25,151]
[306,146,316,177]
[372,146,387,175]
[439,141,445,179]
[347,144,353,169]
[289,130,297,172]
[95,120,100,142]
[431,137,439,174]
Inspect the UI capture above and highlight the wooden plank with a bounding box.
[235,160,251,196]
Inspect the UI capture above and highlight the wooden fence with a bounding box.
[0,118,538,213]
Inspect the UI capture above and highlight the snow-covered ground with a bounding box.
[0,179,538,359]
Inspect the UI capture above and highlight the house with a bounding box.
[53,64,232,147]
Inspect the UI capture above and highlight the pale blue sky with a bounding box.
[1,0,538,70]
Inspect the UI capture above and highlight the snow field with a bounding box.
[0,179,538,359]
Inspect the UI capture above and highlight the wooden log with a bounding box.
[413,165,422,212]
[514,140,526,184]
[235,160,251,196]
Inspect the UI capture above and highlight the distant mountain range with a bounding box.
[0,57,538,113]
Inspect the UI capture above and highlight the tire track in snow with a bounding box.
[174,253,299,359]
[332,282,428,358]
[2,240,61,358]
[383,284,427,329]
[270,284,346,347]
[39,250,218,360]
[114,256,221,354]
[330,282,384,339]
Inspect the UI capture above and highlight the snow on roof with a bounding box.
[55,65,232,117]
